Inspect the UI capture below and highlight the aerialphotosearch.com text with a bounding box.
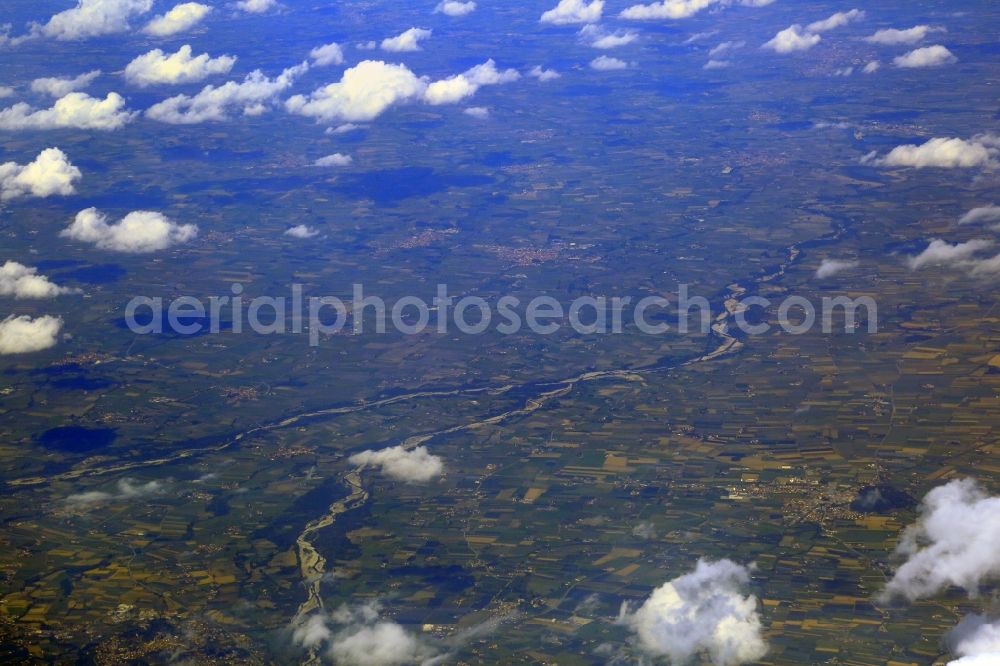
[124,283,878,346]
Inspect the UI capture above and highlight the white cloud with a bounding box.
[0,87,14,99]
[815,258,858,279]
[948,615,1000,666]
[968,253,1000,277]
[293,602,437,666]
[0,148,82,201]
[142,2,211,36]
[621,0,714,20]
[464,106,489,119]
[763,12,860,54]
[633,521,656,539]
[424,59,520,105]
[286,60,426,122]
[709,40,745,58]
[529,66,561,82]
[907,239,993,271]
[310,42,344,67]
[959,205,1000,225]
[541,0,604,25]
[61,208,198,253]
[0,315,63,354]
[619,559,768,666]
[620,0,769,21]
[0,92,134,130]
[285,224,319,238]
[314,153,352,167]
[865,25,944,45]
[326,123,365,134]
[381,27,432,53]
[863,136,998,169]
[579,24,638,49]
[894,45,957,68]
[147,62,307,123]
[948,655,1000,665]
[863,60,881,73]
[349,445,444,482]
[806,9,864,33]
[31,0,153,40]
[235,0,278,13]
[30,70,101,97]
[66,479,167,507]
[0,261,78,299]
[704,59,730,69]
[763,25,821,53]
[125,45,236,87]
[330,623,434,665]
[435,1,476,16]
[590,55,628,70]
[881,478,1000,602]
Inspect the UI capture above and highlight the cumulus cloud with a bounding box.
[948,615,1000,663]
[959,205,1000,225]
[619,559,768,666]
[621,0,770,21]
[709,40,745,58]
[0,87,13,99]
[948,656,1000,665]
[621,0,714,20]
[61,207,198,253]
[287,60,426,122]
[30,70,101,97]
[590,55,628,70]
[285,224,319,238]
[381,27,432,52]
[763,25,821,53]
[66,479,168,507]
[147,62,307,123]
[310,42,344,67]
[30,0,153,40]
[763,11,860,54]
[424,59,519,105]
[0,315,63,354]
[863,136,998,169]
[327,123,365,134]
[349,445,444,482]
[541,0,604,25]
[0,148,81,200]
[464,106,489,119]
[806,9,864,33]
[529,66,561,81]
[125,45,236,87]
[863,60,881,73]
[142,2,210,36]
[435,1,476,16]
[815,258,858,279]
[632,521,656,539]
[704,59,730,69]
[579,24,638,49]
[314,153,352,167]
[235,0,278,13]
[948,615,1000,665]
[0,92,133,130]
[865,25,944,45]
[0,262,77,299]
[293,602,437,666]
[894,45,957,68]
[907,239,993,271]
[881,478,1000,602]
